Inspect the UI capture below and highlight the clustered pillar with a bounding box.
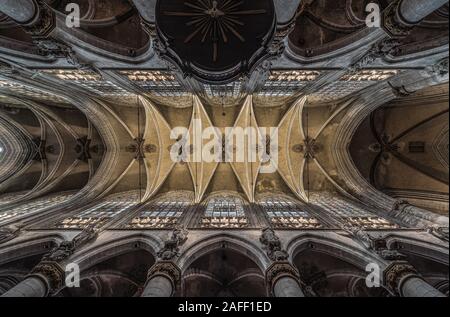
[141,261,181,297]
[384,262,446,297]
[0,0,55,38]
[383,0,450,37]
[266,262,305,297]
[2,261,65,297]
[0,0,38,24]
[399,0,449,24]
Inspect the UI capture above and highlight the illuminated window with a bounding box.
[120,70,187,97]
[0,192,75,225]
[125,191,193,229]
[258,70,320,97]
[200,194,248,228]
[204,81,242,98]
[310,193,398,229]
[259,195,322,229]
[0,80,68,103]
[55,192,139,229]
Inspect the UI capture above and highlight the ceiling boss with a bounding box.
[156,0,276,84]
[164,0,268,62]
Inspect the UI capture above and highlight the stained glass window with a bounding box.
[310,193,398,229]
[259,195,322,229]
[200,194,248,228]
[54,192,139,229]
[0,192,75,225]
[125,191,193,229]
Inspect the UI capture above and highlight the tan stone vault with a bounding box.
[0,0,448,297]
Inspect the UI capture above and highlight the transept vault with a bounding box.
[0,0,448,298]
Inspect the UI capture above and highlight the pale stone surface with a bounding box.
[141,276,173,297]
[401,277,446,297]
[273,276,305,297]
[400,0,449,23]
[2,277,47,297]
[0,0,37,23]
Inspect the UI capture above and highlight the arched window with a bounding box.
[200,193,248,229]
[54,192,140,229]
[258,194,322,229]
[310,192,398,229]
[125,191,194,229]
[0,192,75,225]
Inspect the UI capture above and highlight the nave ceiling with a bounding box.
[0,0,448,299]
[0,0,448,234]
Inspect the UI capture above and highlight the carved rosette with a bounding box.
[265,262,302,296]
[382,0,414,38]
[28,261,65,296]
[383,262,419,296]
[147,261,182,294]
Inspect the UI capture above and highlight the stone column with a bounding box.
[141,261,181,297]
[274,0,301,28]
[384,262,446,297]
[266,262,305,297]
[1,277,48,297]
[131,0,157,23]
[383,0,449,37]
[0,0,37,24]
[400,0,449,24]
[0,0,55,40]
[2,261,65,297]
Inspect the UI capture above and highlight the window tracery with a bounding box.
[259,195,322,229]
[311,193,398,229]
[125,191,193,229]
[0,192,75,225]
[54,192,140,229]
[200,194,248,229]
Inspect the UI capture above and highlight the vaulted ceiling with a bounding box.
[0,0,448,229]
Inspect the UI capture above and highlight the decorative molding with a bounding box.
[146,261,182,294]
[156,227,189,261]
[265,261,301,297]
[0,224,22,245]
[382,0,415,38]
[428,57,449,78]
[428,225,449,242]
[28,261,65,295]
[383,261,419,296]
[350,39,401,71]
[22,0,56,39]
[260,228,289,262]
[41,224,99,262]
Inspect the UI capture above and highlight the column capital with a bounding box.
[268,18,297,57]
[383,261,420,295]
[147,261,181,292]
[382,0,415,38]
[21,0,55,39]
[28,261,65,296]
[265,261,301,296]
